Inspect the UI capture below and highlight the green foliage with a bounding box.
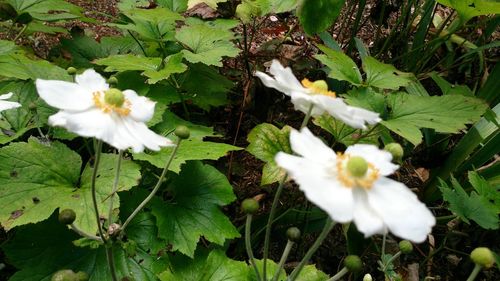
[159,249,249,280]
[315,45,362,85]
[236,0,299,23]
[298,0,344,35]
[157,0,188,12]
[362,57,412,90]
[188,0,229,9]
[313,114,379,146]
[437,0,500,22]
[0,139,140,233]
[0,53,70,81]
[115,7,182,41]
[247,123,292,185]
[151,161,239,257]
[381,93,487,145]
[6,0,83,21]
[439,172,499,229]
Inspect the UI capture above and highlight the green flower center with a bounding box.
[104,88,125,107]
[346,156,368,178]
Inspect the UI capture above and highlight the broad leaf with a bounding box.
[6,0,83,21]
[0,139,141,233]
[296,265,330,281]
[159,249,249,280]
[315,45,362,85]
[381,93,487,145]
[298,0,344,35]
[362,56,412,90]
[2,213,159,281]
[176,24,239,66]
[157,0,188,12]
[437,0,500,22]
[247,123,292,185]
[151,161,239,257]
[153,110,218,141]
[249,259,286,281]
[439,177,499,229]
[313,114,379,146]
[236,0,299,22]
[188,0,229,9]
[0,53,70,80]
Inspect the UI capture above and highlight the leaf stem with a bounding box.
[272,240,294,281]
[91,139,106,243]
[105,245,119,281]
[326,267,349,281]
[287,218,335,281]
[121,138,182,230]
[108,150,123,226]
[69,223,102,241]
[246,214,262,281]
[300,104,314,129]
[466,264,482,281]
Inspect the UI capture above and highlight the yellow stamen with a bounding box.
[93,91,131,116]
[301,78,336,98]
[336,153,379,189]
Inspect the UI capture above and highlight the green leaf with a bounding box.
[439,177,499,229]
[313,114,379,146]
[0,139,141,233]
[188,0,229,9]
[247,123,292,185]
[0,39,21,55]
[1,213,159,281]
[115,7,182,41]
[236,0,299,22]
[381,93,488,145]
[0,53,70,80]
[157,0,188,12]
[468,171,500,213]
[153,110,218,141]
[250,259,286,281]
[143,53,188,84]
[296,265,330,281]
[133,138,241,173]
[362,56,412,90]
[343,87,386,114]
[159,249,249,280]
[176,24,239,66]
[151,161,239,257]
[298,0,344,35]
[7,0,83,21]
[436,0,500,22]
[315,45,362,85]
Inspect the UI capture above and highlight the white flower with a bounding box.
[275,128,435,243]
[255,60,381,129]
[36,69,174,152]
[0,93,21,112]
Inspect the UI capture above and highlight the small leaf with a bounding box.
[315,45,362,85]
[188,0,229,9]
[151,161,239,257]
[313,114,379,146]
[247,123,292,185]
[296,265,330,281]
[362,56,412,90]
[298,0,344,35]
[436,0,500,22]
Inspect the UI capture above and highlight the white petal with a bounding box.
[36,79,94,111]
[48,109,116,142]
[289,128,336,164]
[75,69,109,93]
[346,144,398,176]
[276,152,354,222]
[367,177,435,243]
[268,60,304,90]
[352,188,386,237]
[0,92,14,100]
[313,96,381,129]
[0,100,21,112]
[289,92,325,116]
[123,90,155,122]
[120,118,174,152]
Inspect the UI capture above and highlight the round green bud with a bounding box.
[67,67,77,75]
[174,125,190,140]
[312,80,328,91]
[286,227,301,242]
[363,274,373,281]
[75,271,89,281]
[384,143,404,161]
[58,209,76,225]
[51,269,76,281]
[347,156,368,178]
[107,76,118,85]
[399,240,413,254]
[470,247,494,268]
[104,88,125,107]
[241,198,259,214]
[344,255,363,272]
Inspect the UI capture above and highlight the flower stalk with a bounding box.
[107,150,123,226]
[466,264,482,281]
[91,139,106,243]
[272,239,294,281]
[245,214,261,281]
[327,267,349,281]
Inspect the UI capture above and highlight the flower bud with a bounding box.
[174,125,190,140]
[344,255,363,272]
[384,143,404,161]
[66,67,77,75]
[347,156,368,178]
[107,76,118,85]
[104,89,125,107]
[363,273,373,281]
[470,247,494,268]
[75,271,89,281]
[399,240,413,254]
[286,227,301,242]
[51,269,76,281]
[241,198,259,214]
[108,223,121,237]
[58,209,76,225]
[312,80,328,91]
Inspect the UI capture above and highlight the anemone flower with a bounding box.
[275,128,435,243]
[0,93,21,112]
[255,60,381,129]
[36,69,173,152]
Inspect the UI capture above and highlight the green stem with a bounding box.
[381,233,387,258]
[122,138,182,230]
[466,264,482,281]
[300,104,314,129]
[327,267,349,281]
[107,150,123,226]
[70,223,102,241]
[105,245,119,281]
[272,240,294,281]
[246,214,262,281]
[263,176,286,281]
[383,251,402,271]
[91,140,106,243]
[13,24,27,42]
[288,218,336,281]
